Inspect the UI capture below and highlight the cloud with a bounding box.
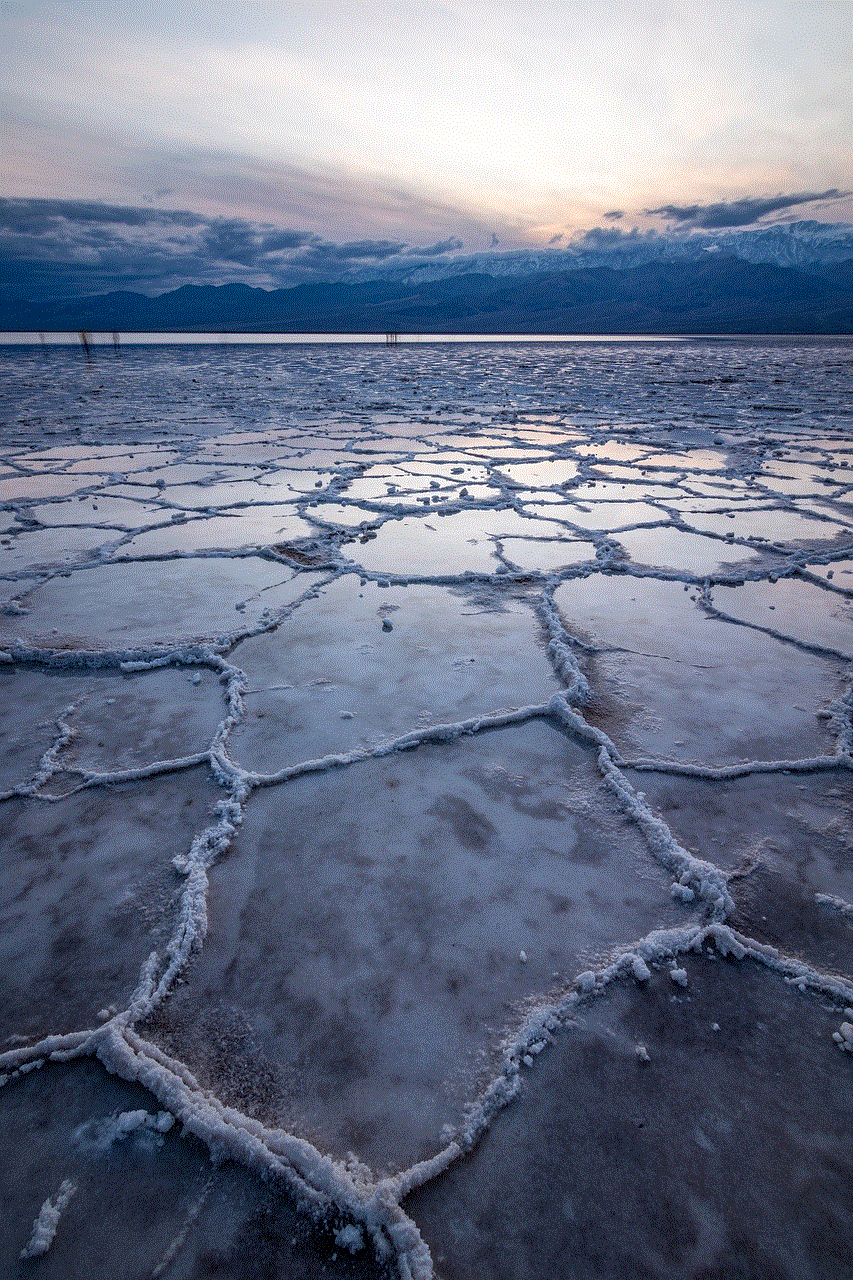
[257,228,316,254]
[548,233,563,245]
[603,210,623,220]
[306,239,407,263]
[3,100,491,253]
[0,199,464,299]
[406,236,464,257]
[0,198,207,234]
[577,226,650,249]
[644,189,849,229]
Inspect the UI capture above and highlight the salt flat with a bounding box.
[0,337,851,1279]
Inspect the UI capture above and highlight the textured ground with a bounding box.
[0,337,851,1279]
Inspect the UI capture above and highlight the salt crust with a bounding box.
[1,345,852,1278]
[20,1178,77,1259]
[2,608,849,1277]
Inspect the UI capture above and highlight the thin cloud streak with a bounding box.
[2,105,500,247]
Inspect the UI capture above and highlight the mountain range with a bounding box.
[4,254,852,335]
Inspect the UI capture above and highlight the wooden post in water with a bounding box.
[385,331,399,346]
[79,330,92,361]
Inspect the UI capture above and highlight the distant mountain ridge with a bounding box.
[381,220,853,285]
[4,255,853,334]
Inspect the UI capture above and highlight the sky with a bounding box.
[2,0,851,296]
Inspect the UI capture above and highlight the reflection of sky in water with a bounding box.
[686,509,847,542]
[0,472,91,500]
[806,558,853,582]
[575,440,650,462]
[617,526,760,571]
[713,577,853,657]
[553,572,842,761]
[0,558,321,644]
[640,449,730,471]
[565,502,668,531]
[500,538,594,571]
[499,459,579,487]
[572,480,678,501]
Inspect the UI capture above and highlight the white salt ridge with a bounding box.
[335,1223,366,1254]
[0,698,79,800]
[536,589,592,705]
[20,1178,77,1259]
[833,1009,853,1051]
[73,1107,176,1153]
[817,893,853,921]
[623,753,851,780]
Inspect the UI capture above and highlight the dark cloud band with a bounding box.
[644,189,849,229]
[0,199,466,299]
